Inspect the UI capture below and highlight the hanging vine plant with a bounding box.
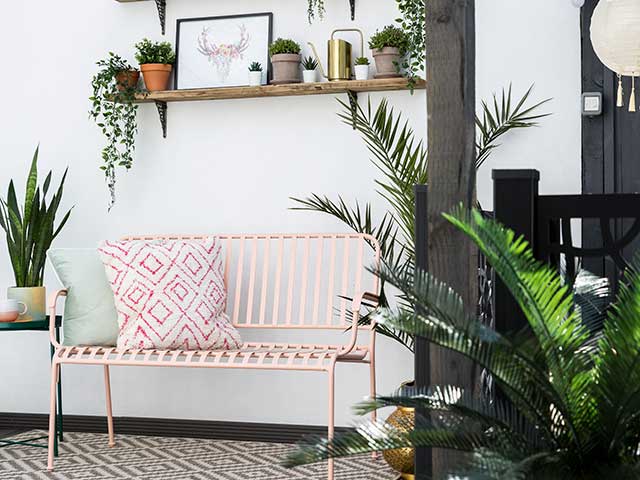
[89,52,145,210]
[307,0,326,23]
[396,0,426,90]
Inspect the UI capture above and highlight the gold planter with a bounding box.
[7,287,46,322]
[382,406,415,479]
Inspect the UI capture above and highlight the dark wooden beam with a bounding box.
[421,0,476,476]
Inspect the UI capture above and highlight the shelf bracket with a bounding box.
[154,101,168,138]
[154,0,167,35]
[347,91,358,130]
[349,0,356,20]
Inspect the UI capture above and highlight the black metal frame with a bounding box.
[493,169,640,332]
[174,13,274,91]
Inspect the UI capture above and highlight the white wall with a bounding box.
[0,0,580,427]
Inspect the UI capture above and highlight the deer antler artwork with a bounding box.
[197,24,251,81]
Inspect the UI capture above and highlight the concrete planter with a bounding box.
[271,54,301,84]
[354,64,369,80]
[302,70,317,83]
[248,71,263,86]
[372,47,402,78]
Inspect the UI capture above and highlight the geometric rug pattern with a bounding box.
[0,431,396,479]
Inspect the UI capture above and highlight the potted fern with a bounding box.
[302,56,318,83]
[0,147,72,321]
[269,38,301,84]
[135,38,176,91]
[287,209,640,479]
[248,62,263,86]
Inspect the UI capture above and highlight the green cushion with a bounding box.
[47,249,119,346]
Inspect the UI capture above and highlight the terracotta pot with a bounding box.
[372,47,402,78]
[271,54,301,84]
[140,63,172,91]
[115,70,140,91]
[7,286,46,322]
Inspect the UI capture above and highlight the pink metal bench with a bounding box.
[46,233,381,478]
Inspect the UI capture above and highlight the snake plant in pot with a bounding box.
[0,147,72,321]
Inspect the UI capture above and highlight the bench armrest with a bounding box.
[48,289,67,348]
[339,291,380,356]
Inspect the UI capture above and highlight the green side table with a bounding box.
[0,316,63,456]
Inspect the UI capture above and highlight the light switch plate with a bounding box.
[582,92,603,116]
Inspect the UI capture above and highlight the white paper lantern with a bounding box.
[591,0,640,111]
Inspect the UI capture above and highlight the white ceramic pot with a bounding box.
[302,70,317,83]
[248,71,263,86]
[354,64,369,81]
[7,286,46,321]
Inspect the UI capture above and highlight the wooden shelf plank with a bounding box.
[136,78,425,103]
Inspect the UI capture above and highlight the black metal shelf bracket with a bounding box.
[155,0,167,35]
[347,91,358,129]
[154,101,168,138]
[349,0,355,20]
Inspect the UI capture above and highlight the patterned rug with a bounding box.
[0,431,396,480]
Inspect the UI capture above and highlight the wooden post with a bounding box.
[422,0,476,476]
[413,185,431,476]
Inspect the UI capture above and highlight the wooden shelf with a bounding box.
[137,78,425,103]
[137,78,424,138]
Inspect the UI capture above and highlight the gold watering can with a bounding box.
[308,29,364,81]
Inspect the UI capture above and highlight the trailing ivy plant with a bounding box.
[90,52,145,210]
[396,0,426,90]
[307,0,326,23]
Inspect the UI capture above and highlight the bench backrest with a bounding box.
[122,234,381,330]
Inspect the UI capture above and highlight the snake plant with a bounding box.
[286,208,640,479]
[0,146,72,287]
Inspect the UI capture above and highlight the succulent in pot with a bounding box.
[369,26,409,78]
[269,38,302,84]
[135,38,176,91]
[0,146,73,321]
[248,61,263,87]
[354,56,370,81]
[301,56,319,83]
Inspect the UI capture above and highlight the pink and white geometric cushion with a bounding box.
[98,238,242,351]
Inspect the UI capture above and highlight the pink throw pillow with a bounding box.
[98,238,242,351]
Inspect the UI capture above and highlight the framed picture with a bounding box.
[175,13,273,89]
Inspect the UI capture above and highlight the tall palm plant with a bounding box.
[285,208,640,479]
[291,86,550,352]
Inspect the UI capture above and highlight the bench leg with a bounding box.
[370,353,378,460]
[47,362,59,472]
[104,366,115,447]
[328,365,335,480]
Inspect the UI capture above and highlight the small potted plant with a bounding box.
[354,57,370,80]
[0,146,72,321]
[369,25,409,78]
[301,56,318,83]
[135,38,176,91]
[248,62,263,86]
[269,38,301,84]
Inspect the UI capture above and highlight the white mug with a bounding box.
[0,299,28,322]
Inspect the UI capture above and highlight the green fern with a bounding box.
[285,209,640,479]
